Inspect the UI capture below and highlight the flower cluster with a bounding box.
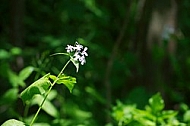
[66,42,88,65]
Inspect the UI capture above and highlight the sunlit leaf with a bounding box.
[149,93,164,113]
[2,119,25,126]
[49,74,57,82]
[56,74,76,93]
[58,74,76,93]
[160,110,178,119]
[20,73,51,102]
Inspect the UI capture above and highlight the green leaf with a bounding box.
[10,47,22,55]
[149,93,164,113]
[19,66,35,81]
[8,70,24,87]
[32,123,50,126]
[20,73,51,102]
[184,110,190,122]
[160,110,178,119]
[70,56,79,72]
[63,101,92,120]
[2,119,25,126]
[0,88,18,104]
[0,49,10,59]
[57,74,76,93]
[58,74,76,93]
[46,89,58,101]
[49,75,57,82]
[6,66,34,88]
[31,94,59,118]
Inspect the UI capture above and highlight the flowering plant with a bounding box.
[66,42,88,65]
[1,42,88,126]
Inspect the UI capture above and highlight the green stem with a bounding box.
[29,60,71,126]
[23,102,30,118]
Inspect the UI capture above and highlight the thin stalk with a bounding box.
[29,59,71,126]
[23,102,30,118]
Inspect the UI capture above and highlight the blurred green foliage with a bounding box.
[112,93,189,126]
[1,0,190,125]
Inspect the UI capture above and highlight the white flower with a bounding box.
[66,41,88,65]
[79,55,86,65]
[65,45,74,53]
[81,47,88,56]
[73,52,80,61]
[74,42,83,51]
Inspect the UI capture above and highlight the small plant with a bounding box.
[1,42,88,126]
[112,93,187,126]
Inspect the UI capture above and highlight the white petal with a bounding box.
[84,47,88,51]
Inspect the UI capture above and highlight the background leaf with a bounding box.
[31,94,59,118]
[162,110,178,118]
[0,88,18,104]
[149,93,164,113]
[8,70,24,87]
[184,110,190,122]
[19,66,35,81]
